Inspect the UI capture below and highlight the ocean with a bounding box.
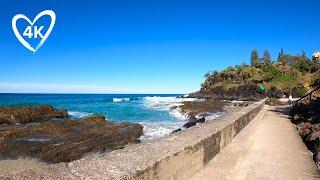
[0,93,200,140]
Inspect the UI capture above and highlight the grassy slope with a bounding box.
[201,51,320,97]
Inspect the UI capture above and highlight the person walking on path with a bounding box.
[288,94,293,105]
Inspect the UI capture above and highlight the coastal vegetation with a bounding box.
[201,49,320,97]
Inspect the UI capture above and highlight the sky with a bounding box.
[0,0,319,94]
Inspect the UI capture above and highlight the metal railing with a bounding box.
[295,85,320,105]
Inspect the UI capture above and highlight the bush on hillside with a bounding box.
[201,49,317,97]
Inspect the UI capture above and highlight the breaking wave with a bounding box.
[68,111,94,118]
[113,98,130,102]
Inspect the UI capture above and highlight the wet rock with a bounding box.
[183,119,197,128]
[188,116,198,122]
[0,105,69,125]
[265,98,287,106]
[182,116,206,129]
[0,113,143,163]
[198,117,205,123]
[171,128,182,134]
[175,99,227,118]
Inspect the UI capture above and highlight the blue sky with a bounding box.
[0,0,319,93]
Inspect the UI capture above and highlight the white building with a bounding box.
[313,51,320,60]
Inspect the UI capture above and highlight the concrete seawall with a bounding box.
[5,100,264,180]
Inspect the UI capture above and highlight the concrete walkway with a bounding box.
[191,105,320,180]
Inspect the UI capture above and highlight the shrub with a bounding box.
[261,65,280,82]
[295,86,307,97]
[311,75,320,87]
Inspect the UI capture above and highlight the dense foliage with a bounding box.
[202,49,320,97]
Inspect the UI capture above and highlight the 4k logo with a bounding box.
[12,10,56,52]
[23,26,45,39]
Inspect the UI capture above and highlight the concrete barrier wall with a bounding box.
[7,100,264,180]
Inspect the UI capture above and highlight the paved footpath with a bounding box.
[191,105,320,180]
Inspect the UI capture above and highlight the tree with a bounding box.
[204,72,211,78]
[250,49,259,67]
[312,75,320,87]
[277,48,284,61]
[301,50,306,58]
[262,49,272,65]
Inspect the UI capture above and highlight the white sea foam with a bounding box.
[139,111,222,141]
[137,96,220,140]
[68,111,93,118]
[142,96,203,119]
[139,120,185,140]
[169,107,189,120]
[113,98,130,102]
[195,112,223,120]
[231,100,245,103]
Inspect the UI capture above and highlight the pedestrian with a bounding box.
[289,94,293,105]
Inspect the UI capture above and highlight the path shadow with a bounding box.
[267,105,292,117]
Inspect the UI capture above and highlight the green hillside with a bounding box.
[201,49,320,97]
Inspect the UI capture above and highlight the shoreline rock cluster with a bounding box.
[0,105,143,163]
[189,83,302,102]
[188,83,266,101]
[291,98,320,168]
[171,116,206,133]
[171,99,249,134]
[170,99,228,133]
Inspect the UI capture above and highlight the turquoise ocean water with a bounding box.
[0,93,202,140]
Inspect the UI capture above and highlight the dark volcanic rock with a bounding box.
[175,99,227,118]
[172,117,205,133]
[183,118,197,128]
[182,116,206,129]
[266,86,284,99]
[190,83,266,101]
[291,98,320,166]
[0,105,69,125]
[198,117,205,123]
[0,109,143,163]
[171,128,182,134]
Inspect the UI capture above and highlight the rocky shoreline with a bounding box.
[0,105,143,164]
[291,98,320,168]
[0,98,252,175]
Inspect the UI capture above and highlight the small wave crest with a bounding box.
[113,98,130,102]
[195,112,223,120]
[139,120,184,141]
[142,96,203,119]
[68,111,94,118]
[142,96,201,110]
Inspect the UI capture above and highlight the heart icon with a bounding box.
[12,10,56,52]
